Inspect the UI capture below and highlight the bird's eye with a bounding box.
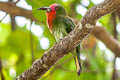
[55,7,59,10]
[47,8,51,12]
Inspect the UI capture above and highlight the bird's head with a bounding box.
[38,4,67,31]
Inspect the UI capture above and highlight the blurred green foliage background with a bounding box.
[0,0,120,80]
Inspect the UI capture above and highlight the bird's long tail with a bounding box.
[74,56,82,76]
[74,45,82,76]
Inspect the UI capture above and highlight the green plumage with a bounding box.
[52,5,82,75]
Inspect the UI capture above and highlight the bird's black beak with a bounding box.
[37,7,51,12]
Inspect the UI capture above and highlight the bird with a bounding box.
[38,3,82,76]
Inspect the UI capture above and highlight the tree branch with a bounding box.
[92,26,120,56]
[0,2,37,22]
[15,0,120,80]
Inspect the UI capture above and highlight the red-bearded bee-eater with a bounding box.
[38,3,82,76]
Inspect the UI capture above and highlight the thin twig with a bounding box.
[10,15,16,31]
[112,13,118,39]
[9,0,16,31]
[111,12,118,80]
[15,0,20,4]
[0,13,8,22]
[30,21,34,63]
[112,57,117,80]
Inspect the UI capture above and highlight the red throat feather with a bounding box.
[46,4,57,32]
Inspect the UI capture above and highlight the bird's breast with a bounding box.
[46,11,56,31]
[52,22,67,41]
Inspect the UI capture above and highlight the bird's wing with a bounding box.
[64,17,82,75]
[63,17,75,33]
